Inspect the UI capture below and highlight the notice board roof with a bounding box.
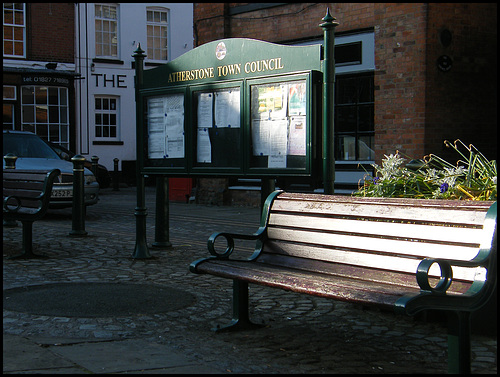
[142,38,323,89]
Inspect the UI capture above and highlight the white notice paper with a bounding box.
[288,116,306,156]
[197,93,213,128]
[147,97,167,159]
[251,119,270,156]
[214,89,240,128]
[164,94,185,159]
[197,128,212,163]
[268,119,288,168]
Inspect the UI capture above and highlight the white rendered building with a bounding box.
[75,3,193,176]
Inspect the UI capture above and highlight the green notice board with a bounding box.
[138,38,322,177]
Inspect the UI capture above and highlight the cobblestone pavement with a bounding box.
[3,187,497,374]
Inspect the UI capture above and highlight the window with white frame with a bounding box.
[94,96,118,139]
[3,3,25,58]
[95,4,118,58]
[146,8,169,61]
[20,86,70,148]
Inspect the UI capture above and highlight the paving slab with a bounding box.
[48,338,225,374]
[3,334,81,374]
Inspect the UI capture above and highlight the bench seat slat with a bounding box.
[196,259,424,309]
[266,227,480,261]
[272,198,489,226]
[268,213,484,245]
[262,241,484,282]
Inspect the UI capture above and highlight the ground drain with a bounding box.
[3,283,195,317]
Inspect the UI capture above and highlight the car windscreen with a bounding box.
[3,133,62,159]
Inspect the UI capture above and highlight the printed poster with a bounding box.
[147,94,185,159]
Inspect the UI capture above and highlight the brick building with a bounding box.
[193,3,497,204]
[3,3,78,150]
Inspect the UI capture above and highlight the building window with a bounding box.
[3,3,25,58]
[95,4,118,58]
[335,73,374,161]
[3,85,16,130]
[3,104,14,130]
[20,86,70,148]
[3,85,16,100]
[146,8,169,61]
[94,96,118,139]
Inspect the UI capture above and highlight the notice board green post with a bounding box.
[133,10,338,258]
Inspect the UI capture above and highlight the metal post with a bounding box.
[3,154,19,227]
[91,155,99,178]
[447,311,472,374]
[69,155,88,236]
[113,157,120,191]
[4,153,18,169]
[320,8,339,195]
[132,43,151,259]
[152,175,172,248]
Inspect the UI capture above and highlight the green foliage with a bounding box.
[354,140,497,200]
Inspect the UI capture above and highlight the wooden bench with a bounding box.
[3,168,61,258]
[190,191,497,373]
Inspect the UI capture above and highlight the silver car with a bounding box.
[3,130,99,208]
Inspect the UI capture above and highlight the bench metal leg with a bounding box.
[9,221,46,259]
[447,311,471,374]
[214,280,265,332]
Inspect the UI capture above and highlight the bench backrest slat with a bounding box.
[262,240,483,284]
[259,192,494,286]
[267,227,480,261]
[272,197,489,226]
[268,213,484,245]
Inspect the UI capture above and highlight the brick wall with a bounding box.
[28,3,75,63]
[196,178,228,206]
[374,3,427,160]
[194,3,228,45]
[424,3,497,162]
[194,3,376,46]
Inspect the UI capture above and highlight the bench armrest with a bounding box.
[415,256,490,294]
[397,201,497,315]
[205,190,282,260]
[3,195,23,213]
[190,190,283,274]
[207,227,267,260]
[415,258,453,294]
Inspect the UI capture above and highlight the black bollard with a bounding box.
[113,158,120,191]
[4,153,18,169]
[152,176,172,249]
[69,155,88,236]
[91,155,99,180]
[3,154,19,227]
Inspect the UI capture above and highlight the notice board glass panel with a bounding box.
[193,86,242,168]
[145,92,186,168]
[249,79,307,170]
